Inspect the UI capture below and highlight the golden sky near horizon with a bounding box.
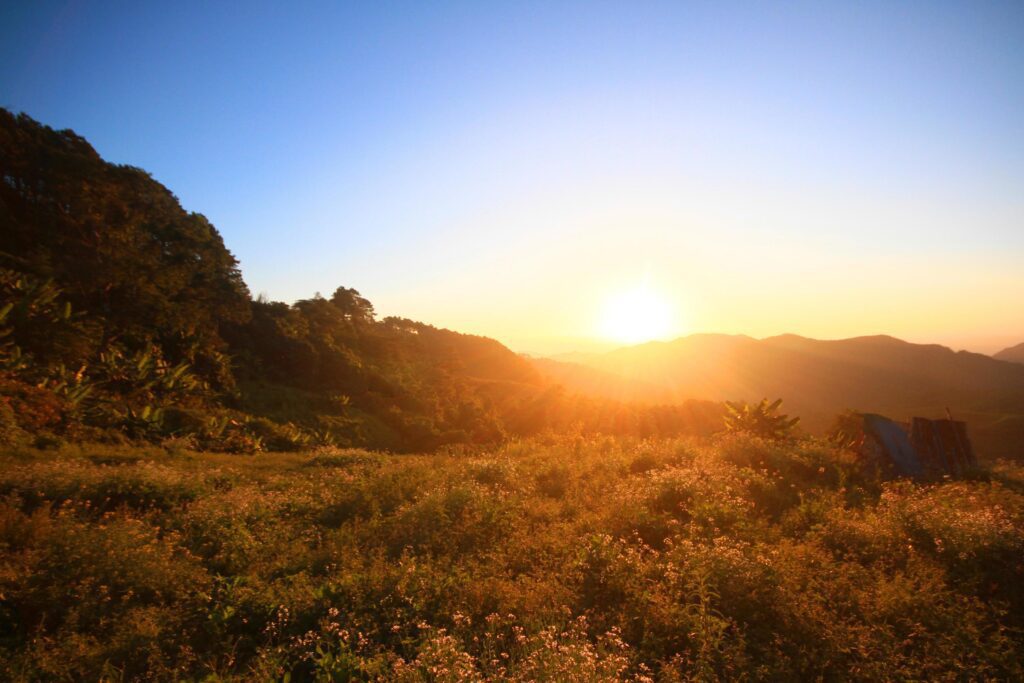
[365,177,1024,357]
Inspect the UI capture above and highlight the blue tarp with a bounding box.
[862,413,925,479]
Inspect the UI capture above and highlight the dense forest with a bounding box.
[0,109,722,453]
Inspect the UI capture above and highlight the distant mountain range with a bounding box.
[531,333,1024,458]
[995,342,1024,365]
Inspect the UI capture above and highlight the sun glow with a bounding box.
[598,284,676,345]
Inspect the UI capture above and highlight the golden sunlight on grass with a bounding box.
[597,283,678,345]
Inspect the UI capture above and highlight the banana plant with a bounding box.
[203,415,230,440]
[124,404,166,435]
[723,398,800,441]
[0,301,25,370]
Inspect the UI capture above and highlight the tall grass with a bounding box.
[0,435,1021,680]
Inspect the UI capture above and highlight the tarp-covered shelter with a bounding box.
[854,413,975,479]
[860,414,924,478]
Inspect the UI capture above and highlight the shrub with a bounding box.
[723,398,800,441]
[534,463,570,499]
[0,437,1021,680]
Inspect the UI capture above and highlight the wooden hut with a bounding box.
[908,417,976,476]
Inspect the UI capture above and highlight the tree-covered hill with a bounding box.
[0,110,721,451]
[0,109,251,385]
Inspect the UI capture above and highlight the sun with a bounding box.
[598,284,676,345]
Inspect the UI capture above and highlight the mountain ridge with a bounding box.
[532,332,1024,458]
[995,342,1024,365]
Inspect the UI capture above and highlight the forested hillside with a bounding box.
[0,110,720,452]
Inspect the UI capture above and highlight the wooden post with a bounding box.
[945,407,970,473]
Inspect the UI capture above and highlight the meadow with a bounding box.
[1,434,1021,681]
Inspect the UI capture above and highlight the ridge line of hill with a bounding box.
[533,332,1024,458]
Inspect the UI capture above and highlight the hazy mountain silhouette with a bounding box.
[535,333,1024,457]
[994,342,1024,365]
[529,357,675,403]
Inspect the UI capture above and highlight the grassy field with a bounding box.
[1,435,1022,681]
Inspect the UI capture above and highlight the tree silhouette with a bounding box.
[330,287,375,325]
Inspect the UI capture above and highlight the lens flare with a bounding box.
[598,285,675,344]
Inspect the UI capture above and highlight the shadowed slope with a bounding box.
[995,342,1024,365]
[539,334,1024,458]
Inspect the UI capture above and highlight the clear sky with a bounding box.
[2,1,1023,355]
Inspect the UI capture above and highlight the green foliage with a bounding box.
[723,397,800,441]
[0,113,250,397]
[0,268,98,375]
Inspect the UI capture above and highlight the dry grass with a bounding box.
[0,435,1021,680]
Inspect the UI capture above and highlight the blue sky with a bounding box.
[2,1,1023,353]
